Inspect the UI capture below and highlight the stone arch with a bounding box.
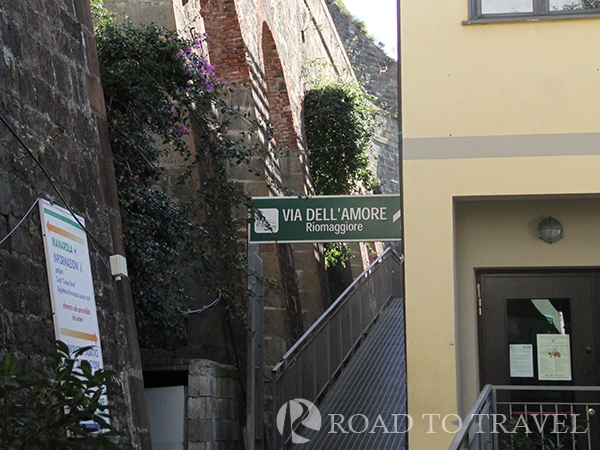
[199,0,250,83]
[260,22,313,198]
[260,23,298,153]
[259,23,328,349]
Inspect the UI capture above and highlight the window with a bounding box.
[470,0,600,20]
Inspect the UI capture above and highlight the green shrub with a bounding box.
[305,76,380,268]
[0,342,119,450]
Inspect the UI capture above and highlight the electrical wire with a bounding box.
[0,113,113,255]
[180,293,222,316]
[0,198,40,247]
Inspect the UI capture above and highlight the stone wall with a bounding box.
[188,359,240,450]
[225,0,355,366]
[324,0,398,114]
[373,113,400,195]
[104,0,353,369]
[323,0,400,198]
[0,0,149,447]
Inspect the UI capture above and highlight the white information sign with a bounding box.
[39,200,107,424]
[536,334,572,381]
[509,344,534,378]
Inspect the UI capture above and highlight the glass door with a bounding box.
[478,271,600,449]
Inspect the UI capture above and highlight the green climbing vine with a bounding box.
[92,2,270,347]
[304,74,380,267]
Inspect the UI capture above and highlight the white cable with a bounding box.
[180,293,222,316]
[0,198,40,247]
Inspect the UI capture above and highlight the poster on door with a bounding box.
[536,334,571,381]
[509,344,534,378]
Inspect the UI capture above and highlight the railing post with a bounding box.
[313,340,317,403]
[272,369,278,450]
[491,386,498,450]
[247,244,264,450]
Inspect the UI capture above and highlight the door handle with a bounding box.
[589,408,596,416]
[585,346,592,353]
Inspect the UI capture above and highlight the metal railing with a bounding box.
[271,247,404,449]
[448,385,497,450]
[449,385,600,450]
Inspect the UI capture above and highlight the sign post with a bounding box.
[249,195,402,244]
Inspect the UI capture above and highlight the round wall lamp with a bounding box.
[538,217,563,244]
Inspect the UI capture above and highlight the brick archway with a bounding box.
[260,23,298,153]
[199,0,250,84]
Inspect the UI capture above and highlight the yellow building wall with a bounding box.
[403,154,600,449]
[401,0,600,139]
[400,0,600,447]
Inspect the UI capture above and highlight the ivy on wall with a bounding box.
[305,78,379,196]
[92,3,270,347]
[304,76,380,267]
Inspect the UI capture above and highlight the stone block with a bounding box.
[263,307,292,338]
[216,377,237,400]
[228,398,238,420]
[214,398,228,421]
[0,285,22,314]
[86,75,105,115]
[296,270,322,292]
[228,377,239,399]
[261,252,281,276]
[188,418,216,442]
[6,216,33,257]
[290,243,320,268]
[188,396,212,420]
[264,336,290,368]
[189,372,217,397]
[242,180,271,197]
[21,288,45,316]
[263,283,286,309]
[215,419,240,441]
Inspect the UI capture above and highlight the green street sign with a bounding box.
[249,195,402,243]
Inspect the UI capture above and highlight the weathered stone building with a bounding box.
[102,1,360,447]
[0,0,149,447]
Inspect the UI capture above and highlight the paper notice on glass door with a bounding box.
[509,344,534,378]
[536,334,571,381]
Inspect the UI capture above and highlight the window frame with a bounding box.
[467,0,600,22]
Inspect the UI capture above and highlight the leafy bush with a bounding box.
[92,5,270,346]
[0,342,118,450]
[305,77,380,267]
[305,78,379,196]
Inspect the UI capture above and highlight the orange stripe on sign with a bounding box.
[60,328,98,343]
[47,222,84,244]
